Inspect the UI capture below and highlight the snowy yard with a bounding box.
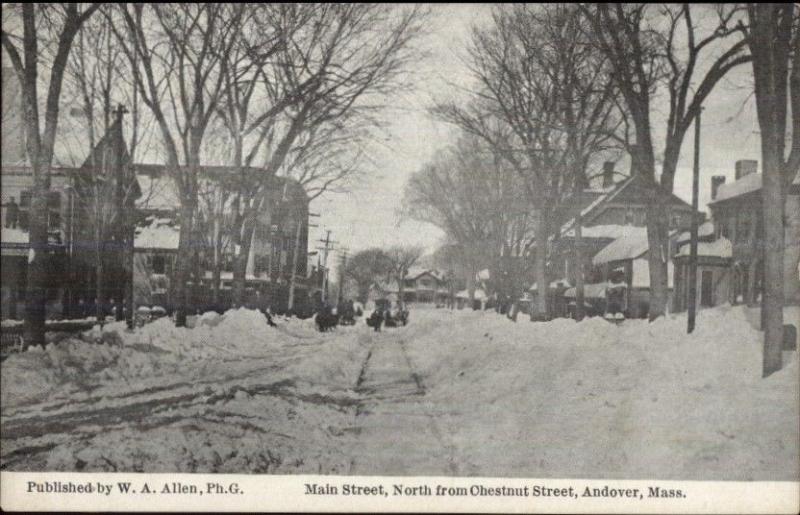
[1,305,797,480]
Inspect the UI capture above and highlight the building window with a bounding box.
[738,214,751,242]
[48,191,61,230]
[152,255,166,274]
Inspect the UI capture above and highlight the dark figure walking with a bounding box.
[366,309,384,332]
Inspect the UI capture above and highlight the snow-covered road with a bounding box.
[1,306,798,480]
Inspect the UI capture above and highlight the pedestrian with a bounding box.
[5,196,19,229]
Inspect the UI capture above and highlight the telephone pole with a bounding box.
[337,248,349,304]
[316,230,337,303]
[687,108,702,334]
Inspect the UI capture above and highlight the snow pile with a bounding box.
[0,336,184,407]
[403,305,798,480]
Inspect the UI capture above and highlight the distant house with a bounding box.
[703,160,763,306]
[367,268,450,307]
[401,268,449,304]
[548,162,700,317]
[672,159,800,311]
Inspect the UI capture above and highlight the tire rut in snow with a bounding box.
[348,323,460,475]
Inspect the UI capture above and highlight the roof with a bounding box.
[1,226,28,245]
[558,174,695,238]
[675,237,732,259]
[456,288,487,300]
[675,221,715,244]
[134,164,308,210]
[563,224,639,240]
[592,226,650,265]
[134,217,180,250]
[563,282,611,299]
[406,267,444,281]
[708,173,761,205]
[529,279,571,291]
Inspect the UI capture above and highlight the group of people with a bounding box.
[366,303,409,332]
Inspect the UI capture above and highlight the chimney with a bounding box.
[711,175,726,200]
[602,161,615,188]
[735,159,758,180]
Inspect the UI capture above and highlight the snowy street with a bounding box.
[1,306,798,480]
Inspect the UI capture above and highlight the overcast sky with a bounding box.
[309,3,762,266]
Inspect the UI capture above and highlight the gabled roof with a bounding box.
[406,267,444,281]
[559,174,695,238]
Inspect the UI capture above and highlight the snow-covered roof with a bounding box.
[134,218,180,250]
[529,279,571,291]
[406,267,444,281]
[477,268,491,281]
[632,258,674,288]
[592,226,650,265]
[563,282,611,299]
[675,237,732,259]
[1,226,28,245]
[563,224,638,240]
[676,221,715,243]
[708,173,761,205]
[455,288,487,300]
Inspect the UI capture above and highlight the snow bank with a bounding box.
[404,305,799,480]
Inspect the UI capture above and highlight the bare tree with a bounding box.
[386,245,424,309]
[2,3,101,346]
[221,4,426,307]
[115,4,243,326]
[581,3,751,319]
[402,132,530,303]
[744,3,799,376]
[435,4,619,320]
[62,5,141,323]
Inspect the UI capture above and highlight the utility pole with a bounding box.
[316,230,337,303]
[287,212,318,312]
[337,248,349,304]
[687,108,702,333]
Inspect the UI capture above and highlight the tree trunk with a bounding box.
[287,219,303,312]
[784,194,800,305]
[761,148,784,376]
[173,200,196,327]
[124,223,134,329]
[573,220,585,321]
[211,191,223,306]
[232,212,256,307]
[645,194,670,320]
[95,250,104,323]
[532,210,548,321]
[24,172,49,348]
